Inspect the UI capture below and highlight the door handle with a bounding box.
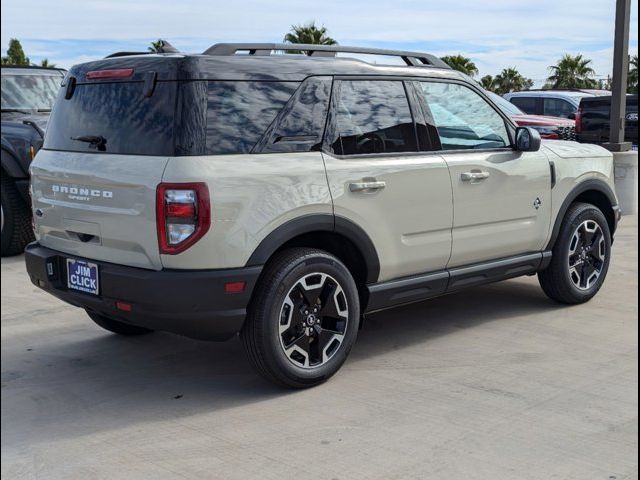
[349,180,386,192]
[461,171,490,182]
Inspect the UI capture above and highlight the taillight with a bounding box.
[86,68,134,80]
[156,183,211,254]
[575,108,583,133]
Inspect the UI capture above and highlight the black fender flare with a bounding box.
[245,214,381,284]
[546,179,618,250]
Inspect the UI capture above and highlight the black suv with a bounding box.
[1,65,65,256]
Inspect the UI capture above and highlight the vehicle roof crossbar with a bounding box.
[202,43,451,69]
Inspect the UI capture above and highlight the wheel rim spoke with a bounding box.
[278,272,349,369]
[567,219,606,291]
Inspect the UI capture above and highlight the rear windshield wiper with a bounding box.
[37,108,52,113]
[71,135,107,151]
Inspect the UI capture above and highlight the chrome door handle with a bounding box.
[461,171,490,182]
[349,180,386,192]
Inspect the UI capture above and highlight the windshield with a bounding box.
[487,92,525,116]
[1,71,63,111]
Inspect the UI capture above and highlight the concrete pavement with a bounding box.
[2,217,637,480]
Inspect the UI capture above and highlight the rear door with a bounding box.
[322,79,453,282]
[31,77,177,270]
[416,81,551,268]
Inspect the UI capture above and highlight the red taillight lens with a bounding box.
[86,68,134,80]
[156,183,211,255]
[575,108,583,133]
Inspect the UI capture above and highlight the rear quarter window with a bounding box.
[205,81,300,155]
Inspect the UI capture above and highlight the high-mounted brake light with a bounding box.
[86,68,134,80]
[156,183,211,255]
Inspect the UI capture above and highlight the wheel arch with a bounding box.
[547,179,618,250]
[245,214,381,288]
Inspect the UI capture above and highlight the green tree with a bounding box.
[39,58,56,68]
[628,54,638,94]
[440,54,478,77]
[283,22,337,50]
[494,67,534,95]
[547,54,597,89]
[1,38,30,66]
[479,75,497,92]
[148,39,167,53]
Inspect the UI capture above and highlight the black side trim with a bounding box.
[546,179,617,250]
[245,214,381,284]
[447,253,542,292]
[366,271,448,313]
[365,251,549,313]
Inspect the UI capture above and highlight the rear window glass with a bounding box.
[44,81,176,156]
[206,81,300,154]
[510,96,538,114]
[330,80,417,155]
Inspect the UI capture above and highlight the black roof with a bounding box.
[69,43,465,84]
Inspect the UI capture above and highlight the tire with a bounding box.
[538,202,611,304]
[1,174,34,256]
[241,248,360,388]
[86,310,154,336]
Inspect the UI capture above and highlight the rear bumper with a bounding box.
[24,243,262,341]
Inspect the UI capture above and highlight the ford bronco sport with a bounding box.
[25,44,620,388]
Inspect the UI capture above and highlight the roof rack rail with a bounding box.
[202,43,451,69]
[105,40,180,59]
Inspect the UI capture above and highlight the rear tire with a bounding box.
[538,202,611,304]
[86,310,154,336]
[1,174,34,256]
[241,248,360,388]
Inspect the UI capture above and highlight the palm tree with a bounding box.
[547,54,597,89]
[39,58,56,68]
[148,39,167,53]
[494,67,532,95]
[283,22,337,49]
[440,55,478,78]
[480,75,497,92]
[628,54,638,94]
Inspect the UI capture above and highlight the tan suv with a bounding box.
[25,43,620,388]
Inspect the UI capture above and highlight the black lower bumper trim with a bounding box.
[24,243,262,341]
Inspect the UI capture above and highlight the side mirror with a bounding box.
[567,113,576,120]
[515,126,542,152]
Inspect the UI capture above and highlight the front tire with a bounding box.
[1,174,34,256]
[241,248,360,388]
[538,202,611,304]
[86,310,154,336]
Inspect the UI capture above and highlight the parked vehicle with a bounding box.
[488,92,576,140]
[576,94,638,147]
[504,89,610,119]
[25,44,620,388]
[1,65,66,256]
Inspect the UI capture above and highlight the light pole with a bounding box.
[604,0,632,152]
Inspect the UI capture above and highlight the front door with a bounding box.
[416,81,552,268]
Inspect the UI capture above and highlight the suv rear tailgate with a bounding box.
[31,150,168,270]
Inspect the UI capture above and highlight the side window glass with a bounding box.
[206,81,299,155]
[543,98,575,118]
[330,80,417,155]
[510,96,538,114]
[257,77,332,153]
[419,82,511,150]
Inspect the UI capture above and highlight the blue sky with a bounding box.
[1,0,638,87]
